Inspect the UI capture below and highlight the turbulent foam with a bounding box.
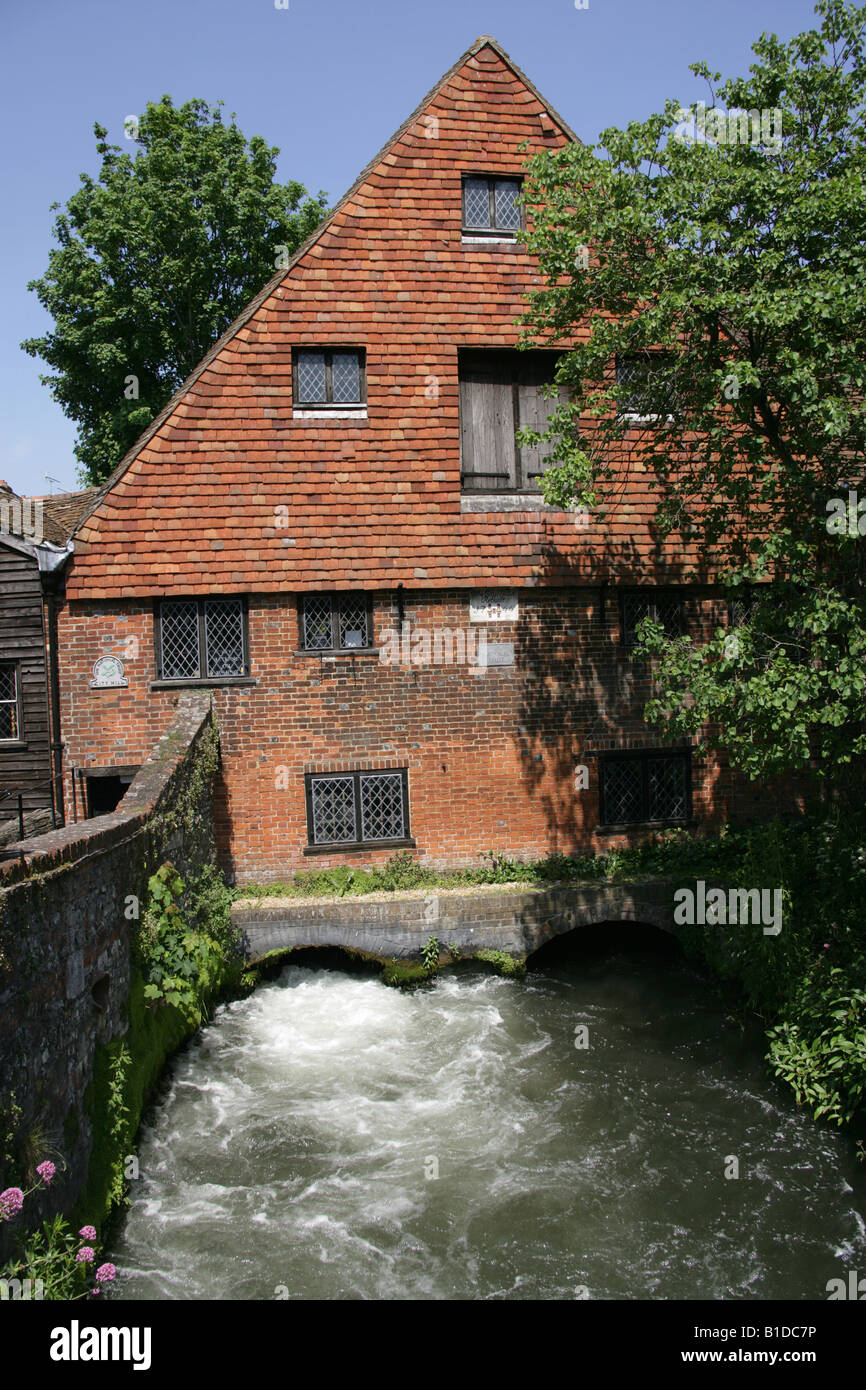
[111,960,866,1301]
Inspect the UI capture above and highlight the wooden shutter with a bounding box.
[459,353,517,490]
[516,355,569,490]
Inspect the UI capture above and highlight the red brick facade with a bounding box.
[55,37,749,881]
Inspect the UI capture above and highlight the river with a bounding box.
[110,928,866,1300]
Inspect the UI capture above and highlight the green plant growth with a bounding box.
[420,936,440,976]
[474,949,527,978]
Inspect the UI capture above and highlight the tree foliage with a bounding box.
[23,96,328,484]
[519,0,866,779]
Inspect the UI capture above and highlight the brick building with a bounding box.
[55,36,754,883]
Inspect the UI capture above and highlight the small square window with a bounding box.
[294,349,365,406]
[462,176,523,235]
[300,594,373,652]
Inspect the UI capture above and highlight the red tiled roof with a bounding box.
[67,37,708,600]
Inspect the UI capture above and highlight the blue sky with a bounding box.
[2,0,822,495]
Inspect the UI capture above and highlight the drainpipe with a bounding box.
[43,589,65,828]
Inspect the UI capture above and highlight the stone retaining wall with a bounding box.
[0,693,216,1244]
[234,877,680,963]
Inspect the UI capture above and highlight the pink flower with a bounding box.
[79,1225,97,1242]
[37,1161,56,1186]
[95,1263,116,1283]
[76,1246,95,1264]
[0,1188,24,1220]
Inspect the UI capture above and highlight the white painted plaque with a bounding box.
[90,655,128,689]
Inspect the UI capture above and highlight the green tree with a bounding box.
[23,96,328,485]
[519,0,866,780]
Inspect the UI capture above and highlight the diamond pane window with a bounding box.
[297,352,327,403]
[303,595,333,650]
[301,594,371,651]
[601,760,643,825]
[0,662,20,740]
[494,180,521,230]
[648,758,687,821]
[463,177,491,228]
[332,353,361,404]
[310,776,357,844]
[158,599,248,680]
[360,773,404,841]
[339,596,368,648]
[616,353,677,419]
[622,592,685,650]
[462,176,523,234]
[294,349,364,406]
[306,769,410,847]
[160,601,201,679]
[205,599,245,677]
[600,752,691,826]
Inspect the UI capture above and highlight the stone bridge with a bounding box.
[232,877,682,965]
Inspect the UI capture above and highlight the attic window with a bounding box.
[462,176,522,237]
[293,349,366,407]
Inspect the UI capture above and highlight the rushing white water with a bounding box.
[111,940,866,1301]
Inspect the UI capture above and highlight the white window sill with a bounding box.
[293,408,367,419]
[619,413,676,425]
[461,234,518,245]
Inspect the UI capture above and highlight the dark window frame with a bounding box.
[298,594,374,653]
[620,590,686,651]
[292,348,367,408]
[0,660,23,742]
[598,748,693,829]
[304,768,412,850]
[154,597,250,682]
[461,174,524,236]
[459,347,568,494]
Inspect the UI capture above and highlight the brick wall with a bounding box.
[57,587,736,883]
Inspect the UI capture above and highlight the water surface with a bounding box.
[111,932,866,1300]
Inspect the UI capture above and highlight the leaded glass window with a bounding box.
[462,175,523,234]
[621,592,685,650]
[294,349,365,405]
[300,594,372,651]
[158,598,248,680]
[599,752,691,826]
[0,663,20,740]
[615,353,678,420]
[306,769,410,846]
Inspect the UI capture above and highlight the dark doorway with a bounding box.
[85,771,136,817]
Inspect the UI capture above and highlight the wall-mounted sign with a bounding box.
[90,656,128,689]
[469,589,518,623]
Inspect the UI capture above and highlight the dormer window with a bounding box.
[462,175,522,237]
[293,349,366,408]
